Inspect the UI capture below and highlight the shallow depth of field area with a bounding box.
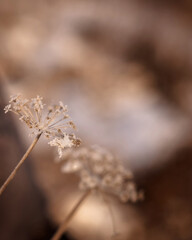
[1,1,192,240]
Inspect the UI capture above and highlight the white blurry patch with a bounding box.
[57,84,191,173]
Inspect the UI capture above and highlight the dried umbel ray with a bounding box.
[4,94,81,156]
[60,145,143,203]
[0,94,80,196]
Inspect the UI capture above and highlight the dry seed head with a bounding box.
[4,94,81,157]
[60,146,143,203]
[48,134,79,158]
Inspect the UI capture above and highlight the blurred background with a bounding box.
[1,0,192,239]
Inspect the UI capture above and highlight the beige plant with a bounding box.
[52,146,143,240]
[0,94,80,196]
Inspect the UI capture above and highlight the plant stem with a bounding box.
[100,191,118,238]
[51,190,92,240]
[0,132,42,196]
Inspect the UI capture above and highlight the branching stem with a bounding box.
[100,190,118,238]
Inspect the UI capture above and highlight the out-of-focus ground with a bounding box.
[1,0,192,239]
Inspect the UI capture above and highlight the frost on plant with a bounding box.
[59,146,143,203]
[48,134,81,158]
[4,94,81,157]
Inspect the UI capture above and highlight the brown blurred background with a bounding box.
[1,0,192,239]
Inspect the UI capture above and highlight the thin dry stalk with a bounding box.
[0,132,42,196]
[100,191,119,239]
[51,189,92,240]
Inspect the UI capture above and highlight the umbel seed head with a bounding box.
[4,94,81,157]
[59,146,143,203]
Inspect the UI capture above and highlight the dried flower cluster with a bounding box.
[4,94,80,157]
[59,146,143,203]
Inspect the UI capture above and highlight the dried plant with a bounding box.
[60,145,143,203]
[0,94,80,196]
[52,146,143,240]
[51,189,92,240]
